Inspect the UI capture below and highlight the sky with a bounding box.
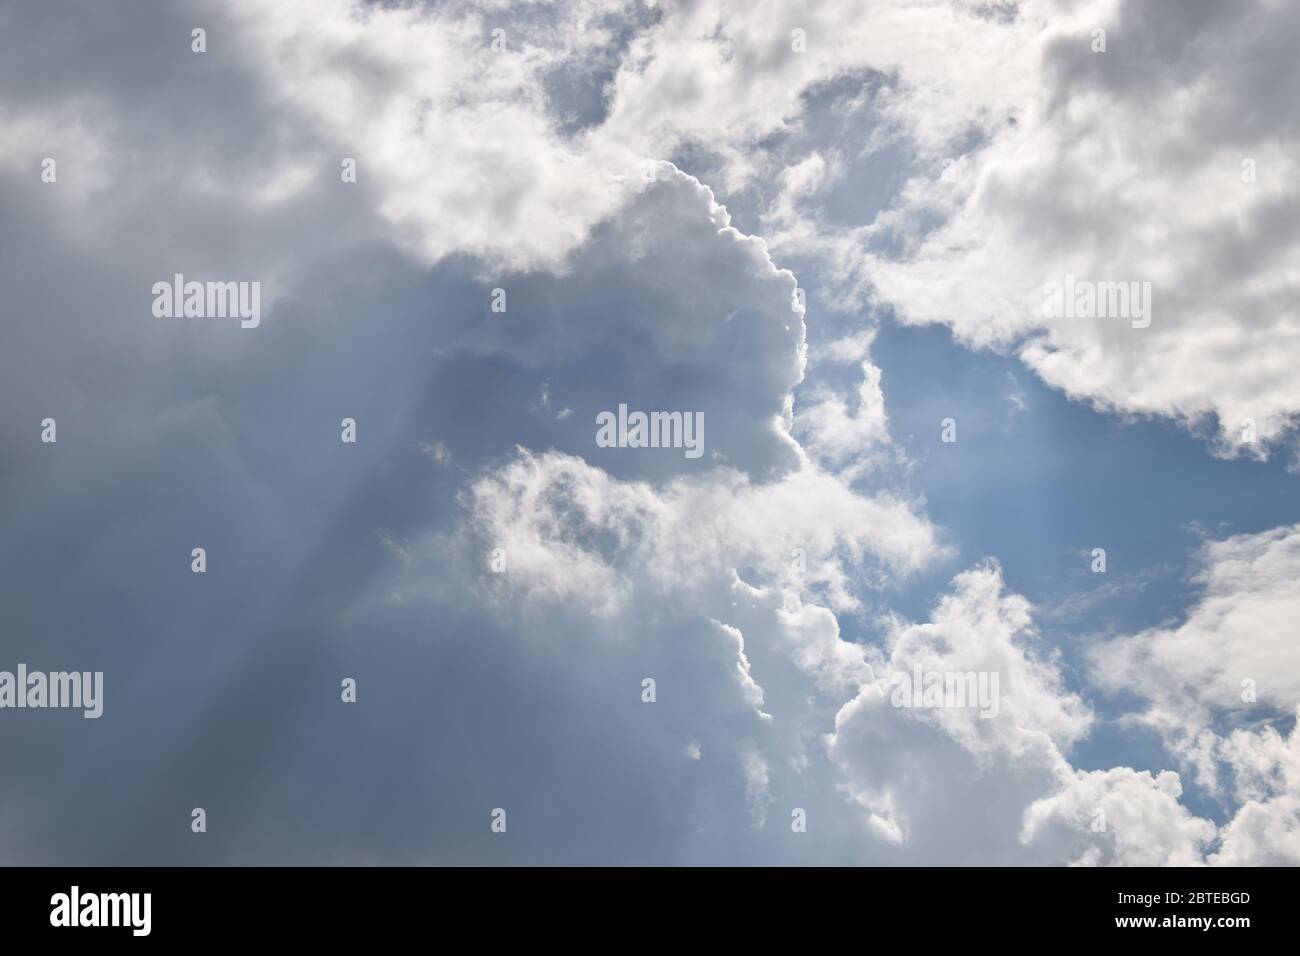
[0,0,1298,865]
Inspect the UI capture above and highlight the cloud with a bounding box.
[760,0,1300,458]
[1081,524,1300,864]
[1089,523,1300,734]
[795,360,894,469]
[825,562,1102,861]
[1021,767,1216,866]
[465,447,942,618]
[1210,711,1300,865]
[0,12,947,857]
[17,0,1296,471]
[224,0,650,272]
[824,559,1300,866]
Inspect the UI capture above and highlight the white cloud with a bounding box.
[825,562,1102,860]
[761,0,1300,457]
[1090,524,1300,734]
[740,740,773,827]
[223,0,647,272]
[19,0,1297,465]
[796,360,893,469]
[1210,711,1300,865]
[465,447,942,620]
[1081,524,1300,864]
[1021,767,1216,867]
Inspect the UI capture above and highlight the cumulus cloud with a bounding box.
[222,0,651,272]
[1089,524,1300,733]
[1021,767,1216,867]
[826,562,1098,861]
[1210,712,1300,865]
[461,452,1241,864]
[0,1,947,856]
[14,0,1294,464]
[751,0,1300,458]
[465,447,941,618]
[1083,525,1300,864]
[822,559,1300,866]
